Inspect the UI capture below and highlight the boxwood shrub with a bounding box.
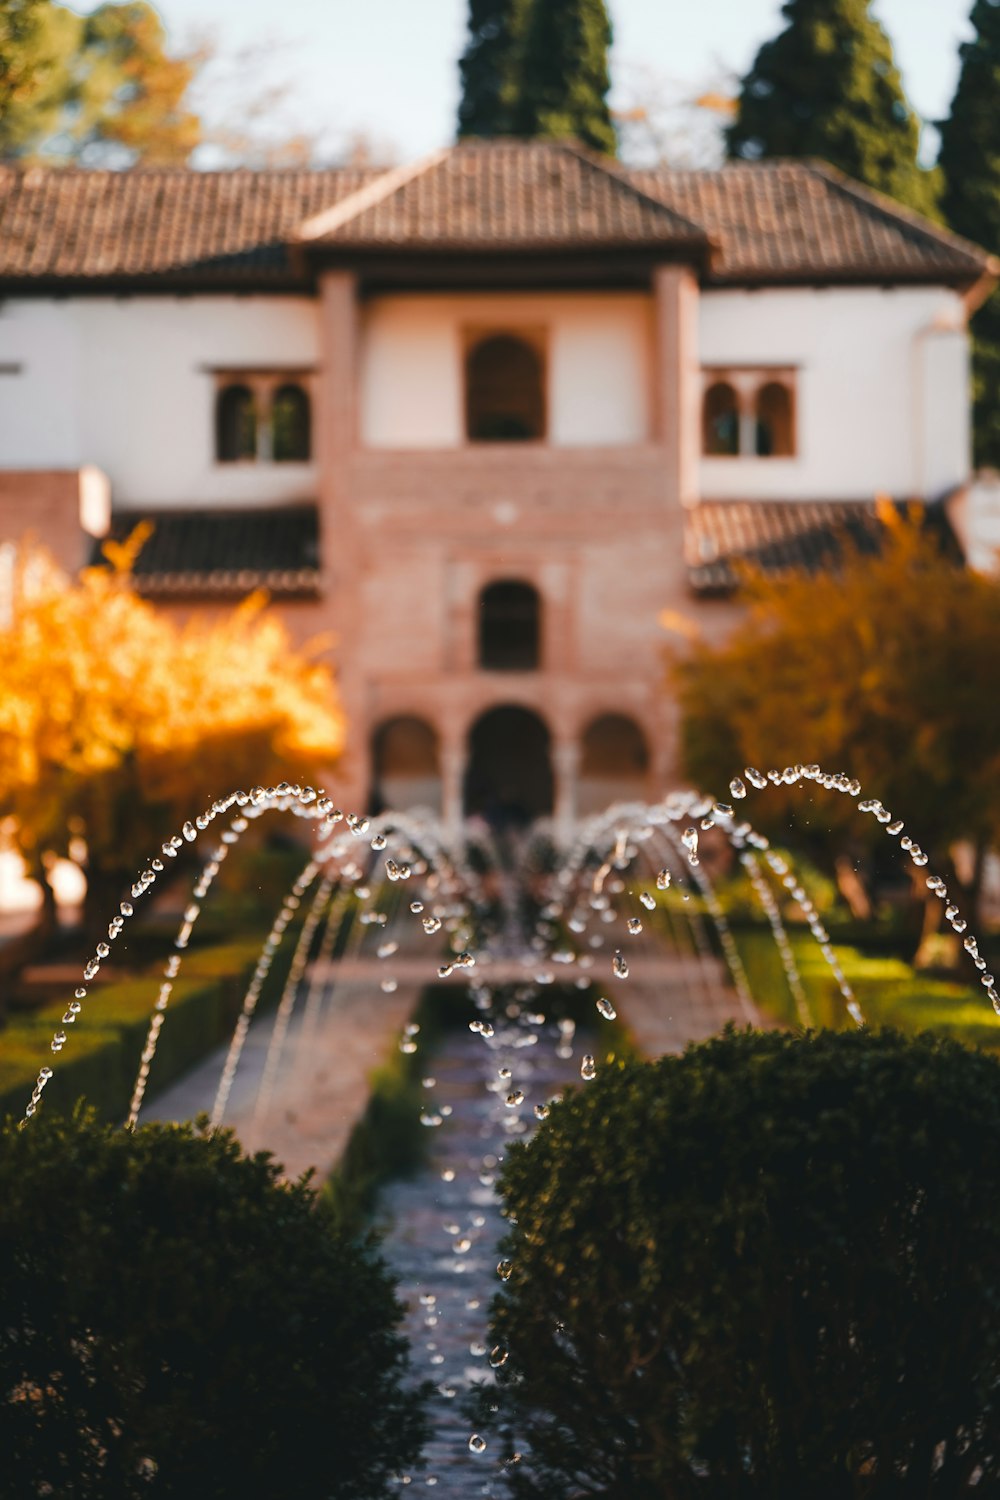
[487,1027,1000,1497]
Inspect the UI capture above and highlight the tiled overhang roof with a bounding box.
[0,167,377,285]
[94,505,321,597]
[297,141,709,252]
[0,144,992,291]
[685,499,894,593]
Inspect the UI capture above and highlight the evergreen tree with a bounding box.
[516,0,616,154]
[457,0,529,139]
[726,0,938,217]
[456,0,616,156]
[939,0,1000,470]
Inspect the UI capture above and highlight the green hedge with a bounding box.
[0,922,309,1123]
[735,925,997,1045]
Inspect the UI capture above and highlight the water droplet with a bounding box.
[612,950,629,979]
[83,960,99,981]
[627,916,642,935]
[581,1054,597,1080]
[381,978,398,993]
[38,1067,53,1082]
[533,1102,550,1121]
[96,942,110,959]
[639,891,655,910]
[745,766,768,789]
[441,1168,455,1182]
[120,900,133,918]
[74,987,86,1001]
[656,868,671,890]
[409,900,424,914]
[681,827,699,862]
[489,1345,509,1368]
[371,832,387,850]
[497,1260,513,1281]
[596,996,616,1020]
[729,776,747,799]
[505,1091,524,1108]
[468,1435,487,1455]
[423,916,442,934]
[377,940,399,959]
[182,821,197,841]
[713,802,734,818]
[498,1066,511,1079]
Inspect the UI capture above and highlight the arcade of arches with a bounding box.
[370,706,654,831]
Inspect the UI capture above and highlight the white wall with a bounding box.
[0,295,320,506]
[359,291,652,448]
[698,286,970,501]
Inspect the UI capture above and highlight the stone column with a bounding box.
[317,270,366,809]
[441,738,466,842]
[552,740,581,847]
[652,263,701,508]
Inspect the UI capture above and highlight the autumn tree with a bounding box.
[0,0,199,165]
[456,0,615,155]
[0,537,345,934]
[938,0,1000,469]
[672,513,1000,931]
[726,0,939,217]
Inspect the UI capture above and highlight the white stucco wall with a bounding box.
[359,291,653,448]
[0,295,320,506]
[698,286,970,501]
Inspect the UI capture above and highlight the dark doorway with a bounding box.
[464,705,553,825]
[478,580,541,671]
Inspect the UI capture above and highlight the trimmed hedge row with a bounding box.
[735,925,995,1044]
[0,932,304,1123]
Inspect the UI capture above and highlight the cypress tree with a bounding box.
[726,0,937,216]
[939,0,1000,470]
[457,0,529,139]
[515,0,616,155]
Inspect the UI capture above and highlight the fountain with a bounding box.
[10,762,1000,1493]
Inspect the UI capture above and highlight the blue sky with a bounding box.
[71,0,974,164]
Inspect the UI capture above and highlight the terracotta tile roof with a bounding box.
[0,146,991,289]
[298,141,708,250]
[0,166,377,284]
[628,160,993,287]
[94,504,321,596]
[686,499,885,592]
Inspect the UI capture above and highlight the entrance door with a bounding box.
[463,705,553,826]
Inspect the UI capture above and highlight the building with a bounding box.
[0,141,994,831]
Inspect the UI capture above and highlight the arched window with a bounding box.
[466,335,545,442]
[272,383,311,462]
[216,384,257,462]
[755,381,794,457]
[478,580,541,671]
[702,382,740,456]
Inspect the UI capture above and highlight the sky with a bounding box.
[70,0,975,166]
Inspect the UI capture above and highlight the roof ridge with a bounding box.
[559,141,710,244]
[801,159,998,271]
[296,151,449,242]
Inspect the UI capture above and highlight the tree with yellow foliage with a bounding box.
[0,536,344,937]
[673,512,1000,937]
